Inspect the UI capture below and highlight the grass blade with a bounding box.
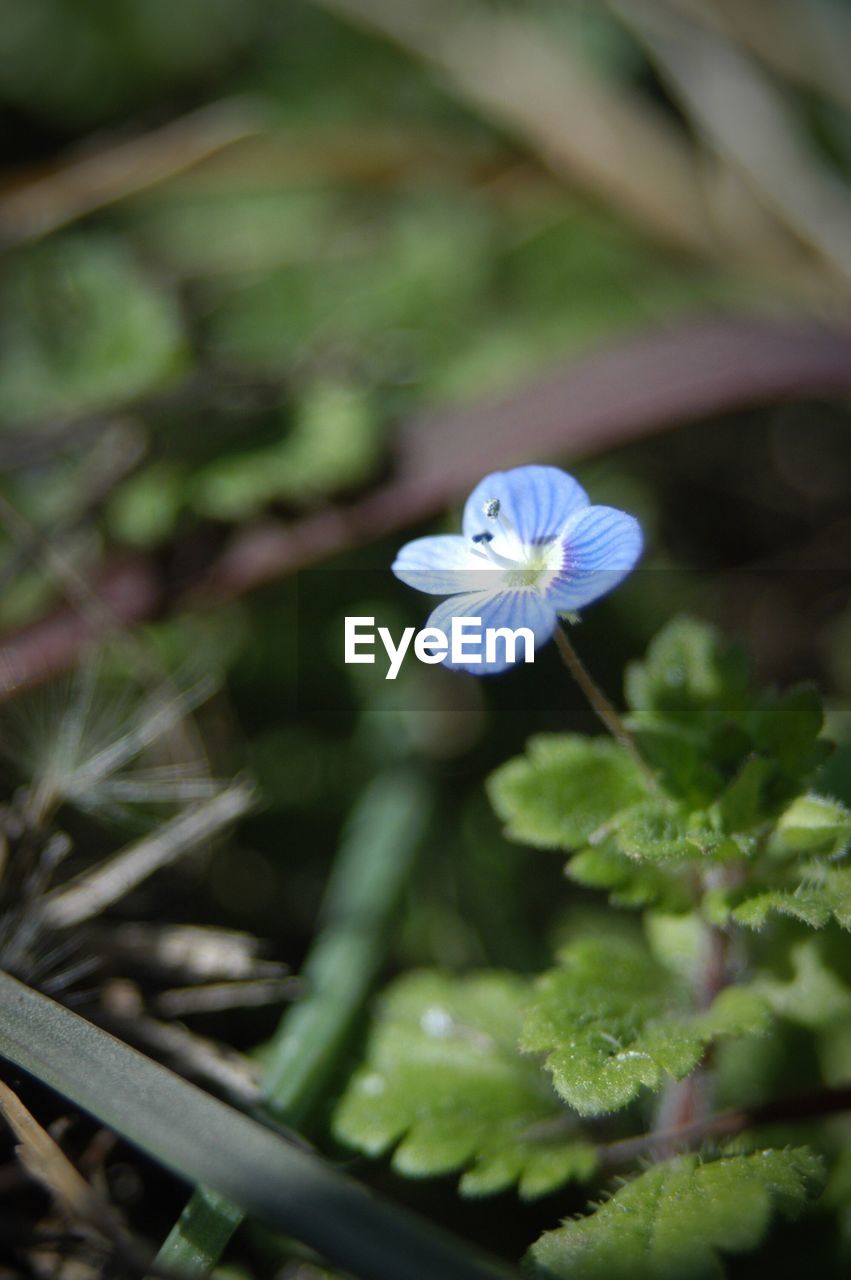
[0,968,517,1280]
[158,766,434,1272]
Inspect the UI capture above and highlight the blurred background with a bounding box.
[0,0,850,1274]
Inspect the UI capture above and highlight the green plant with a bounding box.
[333,616,851,1278]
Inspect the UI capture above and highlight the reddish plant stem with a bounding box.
[602,1083,851,1168]
[653,923,729,1149]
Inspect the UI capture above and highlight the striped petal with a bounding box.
[546,506,643,613]
[425,590,557,676]
[392,535,497,595]
[462,466,590,548]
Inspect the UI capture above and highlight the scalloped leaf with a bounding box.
[333,971,596,1199]
[530,1148,824,1280]
[732,866,851,931]
[624,617,750,727]
[487,735,651,851]
[611,801,744,862]
[521,936,768,1115]
[767,794,851,859]
[567,843,692,912]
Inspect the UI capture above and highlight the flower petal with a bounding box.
[462,466,590,548]
[425,590,557,676]
[546,506,643,612]
[392,535,497,595]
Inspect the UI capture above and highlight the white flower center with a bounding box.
[469,506,563,592]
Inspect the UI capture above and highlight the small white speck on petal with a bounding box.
[421,1006,454,1037]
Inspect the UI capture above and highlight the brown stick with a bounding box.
[0,98,265,248]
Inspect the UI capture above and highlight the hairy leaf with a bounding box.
[567,843,692,912]
[732,866,851,931]
[487,735,651,851]
[530,1148,824,1279]
[521,936,767,1115]
[767,794,851,859]
[611,801,743,863]
[333,971,596,1199]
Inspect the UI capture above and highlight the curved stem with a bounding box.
[553,623,655,780]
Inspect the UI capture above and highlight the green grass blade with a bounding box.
[158,766,433,1273]
[0,970,517,1280]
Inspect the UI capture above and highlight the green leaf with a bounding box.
[625,720,720,805]
[191,382,383,520]
[0,974,511,1280]
[715,756,776,832]
[521,936,767,1116]
[751,686,826,776]
[487,736,651,851]
[567,843,692,912]
[0,237,184,427]
[732,865,851,931]
[611,801,742,863]
[333,971,597,1199]
[108,460,186,548]
[767,793,851,858]
[625,617,749,726]
[530,1148,824,1280]
[756,939,851,1030]
[644,911,710,984]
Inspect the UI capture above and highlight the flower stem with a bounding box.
[553,622,653,779]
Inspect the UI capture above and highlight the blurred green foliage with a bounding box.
[0,1,849,1276]
[0,236,185,426]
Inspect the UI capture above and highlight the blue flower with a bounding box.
[392,465,642,674]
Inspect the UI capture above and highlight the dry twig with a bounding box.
[41,783,255,930]
[0,98,266,248]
